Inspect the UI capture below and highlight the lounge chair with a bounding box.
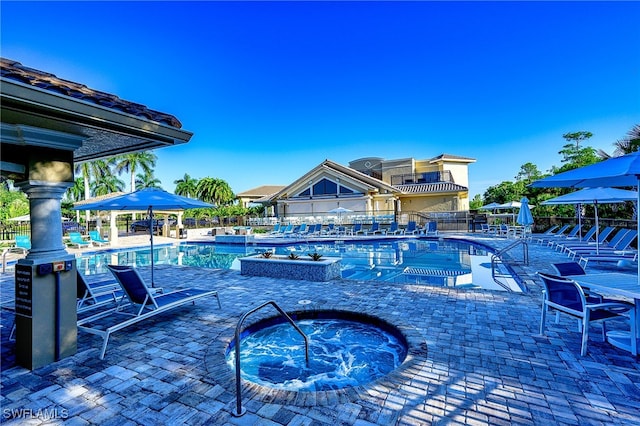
[553,226,597,252]
[78,265,221,359]
[269,223,281,234]
[388,222,403,235]
[537,272,636,356]
[294,223,308,236]
[424,221,438,236]
[76,270,123,312]
[68,232,90,248]
[1,235,31,273]
[15,235,31,251]
[351,223,365,235]
[89,230,110,246]
[405,221,419,235]
[541,224,581,246]
[559,227,615,254]
[534,224,568,244]
[366,222,384,235]
[568,230,636,256]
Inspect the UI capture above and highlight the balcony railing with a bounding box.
[391,170,453,186]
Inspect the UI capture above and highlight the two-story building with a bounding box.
[258,154,475,222]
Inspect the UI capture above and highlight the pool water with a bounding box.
[76,239,523,291]
[226,313,408,391]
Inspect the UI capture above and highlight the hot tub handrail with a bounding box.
[233,300,310,417]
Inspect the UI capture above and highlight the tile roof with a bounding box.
[395,182,468,193]
[428,153,476,163]
[236,185,287,198]
[1,58,182,128]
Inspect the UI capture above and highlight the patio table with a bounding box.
[567,272,639,356]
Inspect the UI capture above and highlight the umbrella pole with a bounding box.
[149,207,155,288]
[594,201,599,255]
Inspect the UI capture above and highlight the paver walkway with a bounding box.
[1,234,638,425]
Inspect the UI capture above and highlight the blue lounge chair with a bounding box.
[424,221,438,236]
[559,227,615,254]
[537,272,636,356]
[535,224,569,244]
[76,270,122,312]
[78,265,221,359]
[89,230,110,246]
[351,223,365,235]
[543,224,581,247]
[568,229,636,256]
[269,223,281,234]
[405,221,419,235]
[68,232,90,248]
[366,222,383,235]
[15,235,31,251]
[554,226,597,252]
[388,222,402,235]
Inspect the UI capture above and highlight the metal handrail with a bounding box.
[232,300,310,417]
[491,239,529,291]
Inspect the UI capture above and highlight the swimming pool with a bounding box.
[75,239,523,291]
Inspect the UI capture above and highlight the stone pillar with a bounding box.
[14,180,77,370]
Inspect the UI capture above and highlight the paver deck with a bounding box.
[1,233,638,425]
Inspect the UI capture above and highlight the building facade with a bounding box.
[260,154,475,221]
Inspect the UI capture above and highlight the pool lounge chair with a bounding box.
[68,232,90,248]
[424,221,438,236]
[78,265,221,359]
[534,224,569,244]
[542,224,581,246]
[405,221,419,235]
[76,270,123,312]
[366,222,384,235]
[89,230,110,246]
[568,230,636,257]
[388,222,402,235]
[537,272,636,356]
[553,226,597,251]
[559,227,615,254]
[351,223,365,235]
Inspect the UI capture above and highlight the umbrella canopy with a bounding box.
[327,207,353,214]
[516,197,534,226]
[496,201,522,210]
[478,202,501,211]
[75,188,213,286]
[530,150,640,275]
[540,187,637,253]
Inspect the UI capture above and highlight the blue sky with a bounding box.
[2,1,639,198]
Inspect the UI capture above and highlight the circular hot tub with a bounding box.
[225,310,408,391]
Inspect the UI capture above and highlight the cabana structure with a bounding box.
[0,58,193,368]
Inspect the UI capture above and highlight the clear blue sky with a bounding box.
[2,1,639,198]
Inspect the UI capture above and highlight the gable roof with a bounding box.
[236,185,286,198]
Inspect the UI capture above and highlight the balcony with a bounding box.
[391,170,453,186]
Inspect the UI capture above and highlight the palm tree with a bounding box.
[196,177,235,205]
[74,159,112,226]
[598,124,640,159]
[135,171,162,190]
[92,174,125,196]
[113,151,157,192]
[64,177,85,203]
[174,173,199,198]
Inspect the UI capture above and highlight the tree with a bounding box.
[483,180,525,205]
[514,162,543,183]
[0,186,29,221]
[598,124,640,159]
[562,131,593,149]
[64,177,85,203]
[113,151,157,193]
[93,174,125,196]
[196,177,235,205]
[174,173,199,198]
[75,159,112,225]
[135,171,162,190]
[555,131,600,173]
[469,194,483,210]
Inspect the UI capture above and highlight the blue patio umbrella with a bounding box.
[530,150,640,276]
[75,188,213,286]
[516,197,534,227]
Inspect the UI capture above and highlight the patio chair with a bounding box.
[560,226,615,253]
[269,223,281,234]
[553,226,597,252]
[352,223,365,235]
[542,224,581,246]
[424,221,438,236]
[534,224,568,244]
[366,222,384,235]
[78,265,221,359]
[2,235,31,273]
[68,232,90,248]
[76,270,123,312]
[388,222,403,235]
[568,230,636,257]
[89,230,110,247]
[15,235,31,251]
[405,221,419,235]
[537,272,636,356]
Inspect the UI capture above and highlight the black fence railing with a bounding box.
[390,170,453,186]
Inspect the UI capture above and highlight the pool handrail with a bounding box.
[233,300,310,417]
